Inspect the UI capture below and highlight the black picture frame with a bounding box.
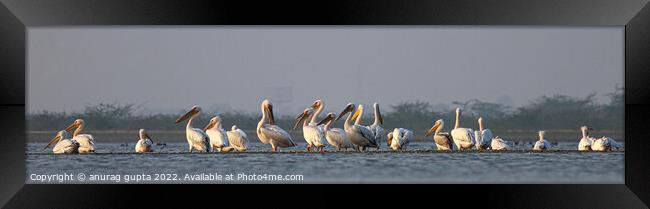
[1,0,649,208]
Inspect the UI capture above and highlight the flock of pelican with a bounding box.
[43,99,623,154]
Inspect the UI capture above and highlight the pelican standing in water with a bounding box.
[425,119,453,151]
[336,103,377,151]
[317,112,354,151]
[387,128,413,151]
[135,129,154,153]
[578,126,594,151]
[175,106,210,153]
[475,117,493,150]
[367,103,386,150]
[226,125,248,152]
[44,130,79,154]
[64,119,95,153]
[204,116,229,152]
[294,108,326,152]
[450,108,475,150]
[533,130,551,151]
[257,99,296,152]
[350,104,380,150]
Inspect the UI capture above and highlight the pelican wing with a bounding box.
[53,139,79,154]
[261,124,295,146]
[401,129,413,146]
[481,129,493,146]
[355,125,377,146]
[227,129,249,151]
[434,132,453,150]
[188,128,210,151]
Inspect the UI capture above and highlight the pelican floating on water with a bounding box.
[578,126,594,151]
[64,119,95,153]
[318,112,353,151]
[425,119,453,151]
[205,116,229,152]
[367,102,386,150]
[490,136,510,151]
[44,130,79,154]
[387,128,413,151]
[175,106,211,153]
[257,99,296,152]
[336,103,377,151]
[226,125,249,152]
[533,130,551,151]
[135,129,154,153]
[294,108,326,152]
[592,136,622,151]
[475,117,492,150]
[450,108,475,150]
[588,127,622,151]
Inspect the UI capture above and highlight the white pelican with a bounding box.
[256,99,296,152]
[175,106,211,153]
[387,128,413,151]
[226,125,249,152]
[533,130,551,151]
[490,136,510,151]
[425,119,453,151]
[450,108,475,150]
[578,126,594,151]
[64,119,95,153]
[336,103,377,151]
[350,104,380,150]
[592,136,622,151]
[587,127,622,151]
[135,129,154,153]
[367,102,386,150]
[317,112,354,151]
[204,116,229,152]
[475,117,492,150]
[294,108,326,152]
[44,130,79,154]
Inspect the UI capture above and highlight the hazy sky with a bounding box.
[28,27,623,115]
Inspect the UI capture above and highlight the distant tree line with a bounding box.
[28,86,623,133]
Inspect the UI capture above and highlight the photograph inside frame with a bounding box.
[25,26,623,184]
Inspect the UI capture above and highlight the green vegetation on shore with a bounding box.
[28,86,623,134]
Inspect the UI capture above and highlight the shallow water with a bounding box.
[26,142,624,184]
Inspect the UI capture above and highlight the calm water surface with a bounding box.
[26,141,624,184]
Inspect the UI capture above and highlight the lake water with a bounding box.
[26,141,624,184]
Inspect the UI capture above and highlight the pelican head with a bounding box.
[44,130,69,150]
[335,103,355,121]
[261,99,275,125]
[580,125,594,132]
[317,112,336,126]
[65,119,85,132]
[175,105,201,124]
[293,108,313,129]
[231,125,238,131]
[139,129,152,140]
[455,107,461,116]
[311,100,323,109]
[204,116,221,131]
[425,119,444,137]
